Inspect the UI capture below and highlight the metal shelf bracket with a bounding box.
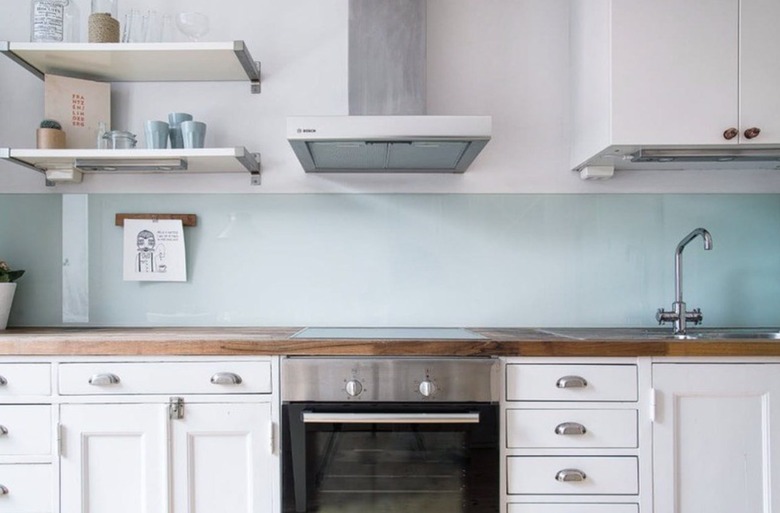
[249,153,262,185]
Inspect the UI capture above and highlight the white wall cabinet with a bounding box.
[652,363,780,513]
[571,0,780,171]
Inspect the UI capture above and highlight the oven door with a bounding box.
[282,402,498,513]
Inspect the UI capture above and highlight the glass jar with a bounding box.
[91,0,117,19]
[30,0,66,42]
[103,130,137,149]
[89,0,119,42]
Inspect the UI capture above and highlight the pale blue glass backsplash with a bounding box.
[2,194,779,328]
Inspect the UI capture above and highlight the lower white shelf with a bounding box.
[0,146,261,185]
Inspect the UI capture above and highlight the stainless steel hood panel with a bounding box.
[287,115,491,173]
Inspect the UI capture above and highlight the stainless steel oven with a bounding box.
[281,357,499,513]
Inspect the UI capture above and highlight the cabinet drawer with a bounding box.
[507,456,638,495]
[59,361,272,395]
[506,365,637,402]
[506,409,637,448]
[0,464,52,512]
[0,406,51,456]
[0,364,51,396]
[509,504,638,513]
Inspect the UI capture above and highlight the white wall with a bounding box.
[2,0,780,194]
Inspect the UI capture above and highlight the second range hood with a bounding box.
[287,115,491,173]
[287,0,492,174]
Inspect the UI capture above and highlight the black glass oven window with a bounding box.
[283,404,498,513]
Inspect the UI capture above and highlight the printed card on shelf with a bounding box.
[123,219,187,282]
[44,74,111,149]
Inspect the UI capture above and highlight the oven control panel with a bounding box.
[282,357,498,402]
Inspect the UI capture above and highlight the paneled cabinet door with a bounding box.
[609,0,738,146]
[170,402,276,513]
[739,0,780,145]
[59,404,169,513]
[653,364,780,513]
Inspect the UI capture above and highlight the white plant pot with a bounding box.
[0,283,17,330]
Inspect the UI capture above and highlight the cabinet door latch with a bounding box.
[169,397,184,420]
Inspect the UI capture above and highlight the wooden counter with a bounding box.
[1,327,779,357]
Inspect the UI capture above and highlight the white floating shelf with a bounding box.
[0,41,261,92]
[1,147,261,185]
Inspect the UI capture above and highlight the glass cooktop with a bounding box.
[290,327,487,340]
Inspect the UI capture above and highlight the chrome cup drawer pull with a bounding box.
[0,484,8,495]
[0,426,7,436]
[556,375,588,389]
[210,372,243,385]
[555,469,587,482]
[0,376,6,386]
[88,373,121,386]
[554,422,587,435]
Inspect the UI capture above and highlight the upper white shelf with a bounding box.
[0,41,261,93]
[0,147,262,185]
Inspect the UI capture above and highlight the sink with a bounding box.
[688,329,780,340]
[536,328,780,341]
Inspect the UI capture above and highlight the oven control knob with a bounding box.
[419,380,436,397]
[345,379,363,397]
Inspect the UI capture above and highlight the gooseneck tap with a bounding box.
[656,228,713,336]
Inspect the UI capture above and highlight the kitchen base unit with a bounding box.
[501,358,649,513]
[0,355,280,513]
[652,361,780,513]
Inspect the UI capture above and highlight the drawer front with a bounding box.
[509,504,638,513]
[507,456,638,495]
[0,364,51,396]
[0,464,52,512]
[506,364,637,402]
[0,406,51,456]
[506,409,637,448]
[59,361,272,395]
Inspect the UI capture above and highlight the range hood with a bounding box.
[287,115,491,173]
[287,0,492,173]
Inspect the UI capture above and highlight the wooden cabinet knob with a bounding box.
[723,128,739,140]
[744,127,761,139]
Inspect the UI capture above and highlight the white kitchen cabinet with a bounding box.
[57,357,280,513]
[652,363,780,513]
[502,359,642,513]
[171,402,275,513]
[0,363,53,512]
[60,403,169,513]
[60,401,276,513]
[570,0,780,171]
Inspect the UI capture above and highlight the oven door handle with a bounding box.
[301,412,481,424]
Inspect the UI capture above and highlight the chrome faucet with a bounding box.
[656,228,713,336]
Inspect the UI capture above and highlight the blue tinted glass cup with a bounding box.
[180,120,206,149]
[144,120,169,149]
[167,112,193,148]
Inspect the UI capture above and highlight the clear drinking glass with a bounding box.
[175,12,209,42]
[122,9,146,43]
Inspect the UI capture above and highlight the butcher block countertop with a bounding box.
[0,327,779,357]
